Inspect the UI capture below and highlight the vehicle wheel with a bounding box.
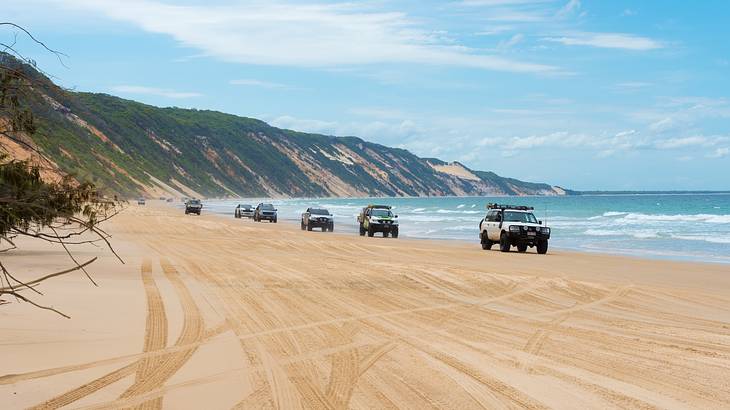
[536,240,548,255]
[367,227,374,237]
[499,233,511,253]
[359,225,365,236]
[392,229,399,239]
[329,225,334,232]
[301,221,305,230]
[480,232,492,250]
[517,244,527,253]
[273,218,277,223]
[307,224,312,231]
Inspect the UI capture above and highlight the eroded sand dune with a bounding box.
[2,203,730,409]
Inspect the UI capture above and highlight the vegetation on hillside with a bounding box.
[2,52,562,199]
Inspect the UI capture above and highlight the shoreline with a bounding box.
[2,203,729,408]
[184,199,730,266]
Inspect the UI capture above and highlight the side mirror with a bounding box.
[274,209,278,212]
[395,215,399,218]
[539,221,543,225]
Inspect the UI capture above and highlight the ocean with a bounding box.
[194,194,730,264]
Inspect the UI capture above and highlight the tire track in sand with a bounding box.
[519,285,633,372]
[118,258,204,409]
[0,325,228,387]
[30,259,166,410]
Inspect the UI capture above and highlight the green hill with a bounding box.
[1,54,566,198]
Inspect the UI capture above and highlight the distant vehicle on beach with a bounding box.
[254,203,278,223]
[185,199,203,215]
[358,205,399,238]
[137,198,146,205]
[479,203,550,254]
[166,198,174,203]
[234,204,254,219]
[301,208,334,232]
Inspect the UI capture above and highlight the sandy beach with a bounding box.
[2,201,729,409]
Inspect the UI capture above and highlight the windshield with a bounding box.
[503,211,538,223]
[188,200,201,205]
[240,205,252,210]
[260,204,274,210]
[371,209,393,218]
[310,209,329,215]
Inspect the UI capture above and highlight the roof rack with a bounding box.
[367,204,392,209]
[487,203,534,211]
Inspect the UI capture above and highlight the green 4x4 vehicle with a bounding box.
[358,205,399,238]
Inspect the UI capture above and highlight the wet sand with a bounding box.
[2,202,729,409]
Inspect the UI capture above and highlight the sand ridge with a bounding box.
[1,202,730,409]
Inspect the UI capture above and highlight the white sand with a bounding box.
[2,202,729,409]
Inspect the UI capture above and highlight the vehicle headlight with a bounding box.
[509,225,520,232]
[541,227,550,234]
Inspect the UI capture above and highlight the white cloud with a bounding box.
[474,25,514,36]
[557,0,581,17]
[498,33,525,49]
[655,136,711,149]
[633,96,730,133]
[56,0,557,74]
[614,130,636,138]
[459,0,549,5]
[484,11,547,22]
[649,117,674,132]
[269,115,337,134]
[614,81,652,91]
[708,147,729,158]
[230,79,288,89]
[110,85,201,98]
[545,32,663,50]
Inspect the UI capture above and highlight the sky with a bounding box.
[3,0,729,190]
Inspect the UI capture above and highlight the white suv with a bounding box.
[479,204,550,254]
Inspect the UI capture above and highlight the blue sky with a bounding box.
[3,0,729,190]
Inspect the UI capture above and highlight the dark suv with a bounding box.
[254,203,278,223]
[301,208,334,232]
[185,199,202,215]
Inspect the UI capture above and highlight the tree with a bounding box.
[0,22,122,317]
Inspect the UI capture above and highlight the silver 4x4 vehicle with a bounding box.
[234,204,254,219]
[479,203,550,254]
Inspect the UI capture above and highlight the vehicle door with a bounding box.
[481,211,491,236]
[363,209,370,229]
[483,211,495,240]
[489,211,502,241]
